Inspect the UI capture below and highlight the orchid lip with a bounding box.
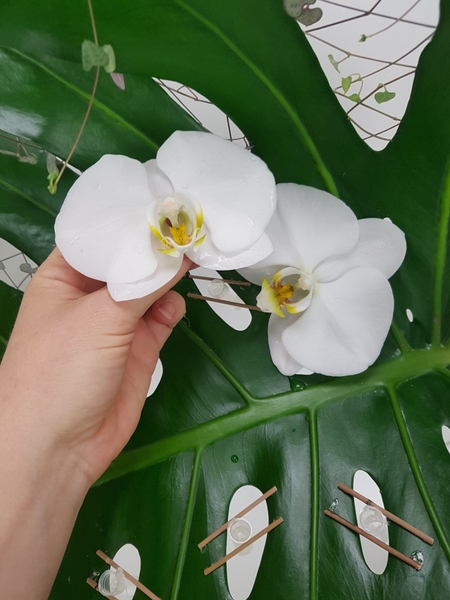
[148,195,205,256]
[256,266,313,317]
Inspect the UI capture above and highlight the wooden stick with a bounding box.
[96,550,161,600]
[186,274,251,286]
[337,483,434,545]
[204,517,284,576]
[324,510,421,571]
[198,486,278,549]
[187,292,262,311]
[86,577,118,599]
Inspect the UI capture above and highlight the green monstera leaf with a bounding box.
[0,1,450,599]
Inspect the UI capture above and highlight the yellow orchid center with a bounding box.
[256,267,314,318]
[273,283,295,302]
[149,196,206,257]
[169,222,191,246]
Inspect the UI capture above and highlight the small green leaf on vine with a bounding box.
[82,40,116,73]
[341,76,352,93]
[375,90,396,104]
[359,34,367,42]
[297,6,323,26]
[47,169,59,195]
[328,54,340,73]
[283,0,307,19]
[348,93,362,103]
[102,45,116,73]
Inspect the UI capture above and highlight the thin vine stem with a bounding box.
[87,0,99,45]
[335,91,399,121]
[52,0,100,190]
[355,34,433,84]
[306,32,416,69]
[52,66,100,190]
[361,0,422,41]
[349,114,397,142]
[306,0,383,33]
[320,0,435,29]
[346,70,415,117]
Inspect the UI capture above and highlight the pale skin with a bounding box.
[0,248,191,599]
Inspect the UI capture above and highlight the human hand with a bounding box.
[0,248,191,487]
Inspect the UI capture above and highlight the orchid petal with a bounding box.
[257,278,285,317]
[281,267,394,376]
[296,367,314,375]
[156,131,276,253]
[315,218,407,282]
[268,313,309,375]
[271,183,359,272]
[189,230,273,270]
[108,252,182,301]
[143,159,174,199]
[238,206,303,285]
[55,155,154,282]
[107,231,161,283]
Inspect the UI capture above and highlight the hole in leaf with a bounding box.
[353,470,389,575]
[442,425,450,454]
[147,358,163,397]
[0,238,37,291]
[226,485,269,600]
[191,267,252,331]
[109,544,141,600]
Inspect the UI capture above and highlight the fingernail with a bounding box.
[158,301,175,320]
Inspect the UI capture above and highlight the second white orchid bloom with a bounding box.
[55,131,276,300]
[241,184,407,377]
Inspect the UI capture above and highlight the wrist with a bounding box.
[0,385,90,598]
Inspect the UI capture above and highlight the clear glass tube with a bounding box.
[229,517,253,556]
[98,567,127,597]
[359,505,387,536]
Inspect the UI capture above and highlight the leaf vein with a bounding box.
[432,159,450,347]
[386,384,450,560]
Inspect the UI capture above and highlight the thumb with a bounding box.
[89,256,192,328]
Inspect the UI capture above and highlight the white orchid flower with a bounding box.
[240,184,407,377]
[55,131,276,301]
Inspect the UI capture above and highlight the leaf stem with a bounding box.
[386,385,450,561]
[432,160,450,348]
[308,409,319,600]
